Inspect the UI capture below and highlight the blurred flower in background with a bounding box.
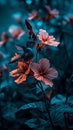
[0,32,9,47]
[12,12,22,23]
[28,10,38,20]
[45,5,59,18]
[8,25,25,40]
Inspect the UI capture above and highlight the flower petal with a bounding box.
[47,68,58,79]
[0,41,5,46]
[37,34,43,41]
[43,77,53,87]
[17,30,25,40]
[28,11,37,20]
[39,58,50,72]
[15,74,26,84]
[48,41,60,47]
[48,36,55,40]
[25,64,30,75]
[34,73,43,81]
[10,69,19,77]
[18,61,26,71]
[11,53,20,61]
[31,63,40,73]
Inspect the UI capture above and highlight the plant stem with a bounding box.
[64,112,69,130]
[38,82,55,130]
[65,74,72,104]
[65,92,69,104]
[36,50,38,62]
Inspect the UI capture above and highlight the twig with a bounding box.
[64,112,70,130]
[38,82,56,130]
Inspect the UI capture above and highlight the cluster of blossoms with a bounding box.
[10,25,59,87]
[0,17,59,87]
[28,5,59,21]
[10,57,58,87]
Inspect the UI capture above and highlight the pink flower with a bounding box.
[9,25,25,40]
[0,32,9,47]
[45,5,59,18]
[31,58,58,87]
[28,10,38,20]
[37,29,59,47]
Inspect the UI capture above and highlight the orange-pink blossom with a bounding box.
[37,29,60,47]
[10,61,31,84]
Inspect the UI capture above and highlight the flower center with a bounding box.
[39,69,46,76]
[40,71,43,76]
[42,37,48,42]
